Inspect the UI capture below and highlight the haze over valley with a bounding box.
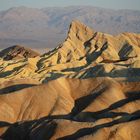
[0,6,140,50]
[0,1,140,139]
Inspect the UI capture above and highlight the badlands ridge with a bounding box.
[0,21,140,139]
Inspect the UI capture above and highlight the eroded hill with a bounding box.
[0,21,140,140]
[0,21,140,82]
[0,45,40,60]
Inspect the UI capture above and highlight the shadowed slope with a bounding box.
[0,21,140,82]
[0,45,40,60]
[0,21,139,139]
[0,78,139,139]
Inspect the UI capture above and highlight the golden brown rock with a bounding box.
[0,45,40,60]
[0,21,140,140]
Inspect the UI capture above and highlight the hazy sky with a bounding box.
[0,0,140,11]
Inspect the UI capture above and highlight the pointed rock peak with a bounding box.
[69,20,93,31]
[67,20,94,42]
[70,20,85,29]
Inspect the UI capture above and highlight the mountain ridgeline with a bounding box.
[0,21,140,140]
[0,6,140,49]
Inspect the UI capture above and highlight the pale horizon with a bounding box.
[1,0,140,11]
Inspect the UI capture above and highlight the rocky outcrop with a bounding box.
[0,45,40,60]
[0,21,140,139]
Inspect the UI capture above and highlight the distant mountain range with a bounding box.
[0,6,140,49]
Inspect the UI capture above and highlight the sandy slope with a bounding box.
[0,21,140,139]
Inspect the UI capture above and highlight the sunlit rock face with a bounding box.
[0,21,140,140]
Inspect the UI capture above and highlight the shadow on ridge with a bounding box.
[0,90,140,139]
[58,110,140,140]
[46,88,140,123]
[0,117,57,140]
[0,84,36,95]
[73,91,140,122]
[0,64,26,78]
